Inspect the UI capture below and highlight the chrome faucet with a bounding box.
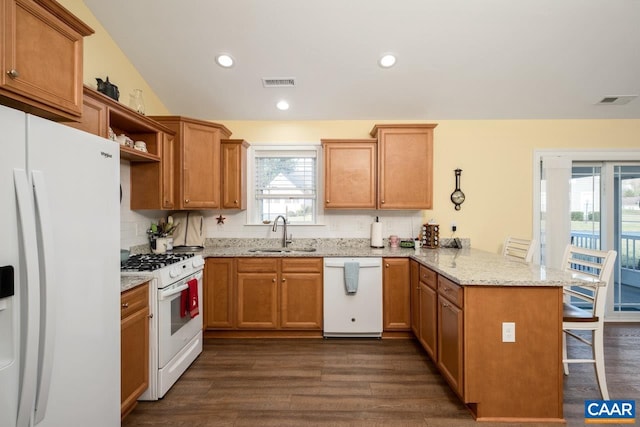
[272,215,292,248]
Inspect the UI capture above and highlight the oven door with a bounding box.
[157,270,203,369]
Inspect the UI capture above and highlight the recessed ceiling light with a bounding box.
[378,54,397,68]
[276,100,290,111]
[215,54,234,68]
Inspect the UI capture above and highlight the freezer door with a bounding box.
[0,105,27,427]
[26,115,121,427]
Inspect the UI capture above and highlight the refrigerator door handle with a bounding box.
[31,170,55,425]
[13,169,41,427]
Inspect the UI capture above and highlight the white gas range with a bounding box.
[121,252,205,400]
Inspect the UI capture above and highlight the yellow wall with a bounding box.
[61,1,640,253]
[57,0,170,115]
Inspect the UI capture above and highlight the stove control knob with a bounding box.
[169,268,181,278]
[192,258,205,268]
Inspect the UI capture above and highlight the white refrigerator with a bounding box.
[0,104,121,427]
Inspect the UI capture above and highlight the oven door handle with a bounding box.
[159,283,189,300]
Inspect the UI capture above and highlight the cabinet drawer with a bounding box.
[121,283,149,320]
[237,258,278,273]
[281,257,322,273]
[419,265,437,290]
[438,276,463,308]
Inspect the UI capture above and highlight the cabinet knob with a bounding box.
[234,200,238,204]
[281,278,286,283]
[381,200,385,204]
[184,199,190,204]
[7,69,19,79]
[326,200,330,203]
[121,303,129,309]
[385,263,390,268]
[272,278,276,283]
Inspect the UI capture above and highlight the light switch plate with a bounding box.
[502,322,516,342]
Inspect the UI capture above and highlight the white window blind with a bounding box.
[253,148,318,224]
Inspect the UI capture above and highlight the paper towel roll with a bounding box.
[370,222,383,248]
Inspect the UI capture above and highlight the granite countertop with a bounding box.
[411,247,599,287]
[121,275,152,293]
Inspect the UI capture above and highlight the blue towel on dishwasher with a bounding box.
[344,261,360,294]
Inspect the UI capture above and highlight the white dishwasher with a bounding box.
[323,257,383,338]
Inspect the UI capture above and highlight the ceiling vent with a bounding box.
[262,78,296,88]
[596,95,637,105]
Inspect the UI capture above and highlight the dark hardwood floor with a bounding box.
[122,324,639,427]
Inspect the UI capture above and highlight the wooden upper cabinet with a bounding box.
[321,139,377,209]
[150,116,232,210]
[370,124,437,209]
[0,0,93,121]
[221,139,249,209]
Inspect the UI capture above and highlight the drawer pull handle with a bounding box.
[7,69,19,79]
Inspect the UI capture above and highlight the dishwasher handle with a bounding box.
[324,261,381,268]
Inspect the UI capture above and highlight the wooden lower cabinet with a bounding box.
[437,290,464,397]
[281,258,323,329]
[419,282,438,361]
[204,258,235,329]
[120,282,149,420]
[382,258,411,331]
[410,260,420,336]
[205,257,323,333]
[410,263,563,422]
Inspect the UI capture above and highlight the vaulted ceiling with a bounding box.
[85,0,640,121]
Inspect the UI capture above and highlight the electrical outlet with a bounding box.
[502,322,516,342]
[451,222,457,232]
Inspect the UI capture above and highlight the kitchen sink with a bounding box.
[247,247,317,253]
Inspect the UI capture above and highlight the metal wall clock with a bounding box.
[450,168,465,210]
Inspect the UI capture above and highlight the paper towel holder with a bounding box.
[370,217,384,248]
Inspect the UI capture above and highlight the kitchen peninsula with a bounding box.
[192,239,593,423]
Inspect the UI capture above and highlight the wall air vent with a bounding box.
[262,78,296,88]
[596,95,637,105]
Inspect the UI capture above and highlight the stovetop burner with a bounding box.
[121,252,195,272]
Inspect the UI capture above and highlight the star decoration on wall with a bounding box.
[216,214,226,224]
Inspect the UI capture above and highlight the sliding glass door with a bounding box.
[568,162,640,318]
[612,165,640,314]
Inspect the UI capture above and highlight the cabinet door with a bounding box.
[376,126,434,209]
[419,282,437,361]
[204,258,235,329]
[161,132,175,209]
[2,0,89,119]
[437,294,463,397]
[181,121,221,209]
[410,260,420,336]
[322,140,377,209]
[280,272,322,329]
[120,284,149,418]
[237,272,278,328]
[382,258,411,331]
[221,139,247,209]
